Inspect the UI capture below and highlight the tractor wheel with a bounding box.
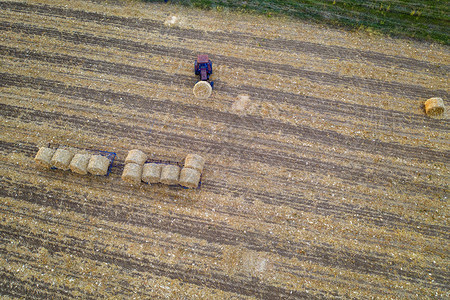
[193,81,212,99]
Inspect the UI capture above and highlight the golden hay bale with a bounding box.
[184,154,205,173]
[193,81,212,99]
[424,97,445,116]
[179,167,201,189]
[87,155,111,176]
[125,149,147,165]
[50,148,74,170]
[34,147,55,168]
[69,153,91,175]
[142,163,162,184]
[160,164,180,185]
[122,163,143,184]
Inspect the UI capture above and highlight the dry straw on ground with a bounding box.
[69,153,92,175]
[142,163,162,184]
[231,95,251,115]
[179,167,201,189]
[184,154,205,173]
[122,163,143,184]
[424,97,445,116]
[50,148,74,170]
[193,81,212,99]
[3,0,449,298]
[34,147,55,168]
[87,155,110,176]
[125,149,147,165]
[160,164,181,185]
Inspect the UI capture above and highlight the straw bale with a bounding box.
[87,155,111,176]
[125,149,147,165]
[184,154,205,173]
[50,148,74,170]
[424,97,445,116]
[69,153,91,175]
[34,147,55,168]
[179,167,201,189]
[193,81,212,99]
[160,164,180,185]
[142,163,162,184]
[122,163,143,184]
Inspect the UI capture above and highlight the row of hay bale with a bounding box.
[34,146,113,176]
[121,149,204,189]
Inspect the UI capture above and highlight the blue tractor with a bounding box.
[194,54,213,88]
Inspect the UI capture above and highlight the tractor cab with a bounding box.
[195,55,213,82]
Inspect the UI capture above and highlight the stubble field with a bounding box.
[0,0,449,298]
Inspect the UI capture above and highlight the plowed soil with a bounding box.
[1,0,449,298]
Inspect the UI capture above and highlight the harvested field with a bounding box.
[0,0,449,298]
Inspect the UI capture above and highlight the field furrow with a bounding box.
[0,0,448,298]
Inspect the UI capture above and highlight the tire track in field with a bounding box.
[1,83,443,196]
[2,176,448,290]
[0,189,327,298]
[1,85,443,188]
[1,72,448,166]
[0,193,408,298]
[0,204,339,297]
[2,77,445,211]
[2,88,448,202]
[2,138,446,255]
[0,223,409,299]
[2,40,448,142]
[0,248,205,299]
[2,141,446,292]
[1,138,448,243]
[0,230,208,299]
[0,271,74,299]
[2,33,448,146]
[2,101,448,203]
[1,21,448,102]
[3,41,447,134]
[0,203,222,261]
[1,0,447,75]
[2,1,449,297]
[1,42,448,146]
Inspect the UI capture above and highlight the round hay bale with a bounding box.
[125,149,147,165]
[142,163,162,184]
[193,81,212,99]
[424,97,445,116]
[184,154,205,173]
[160,164,180,185]
[50,148,74,170]
[34,147,55,168]
[69,153,91,175]
[122,163,143,184]
[87,155,110,176]
[179,167,201,189]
